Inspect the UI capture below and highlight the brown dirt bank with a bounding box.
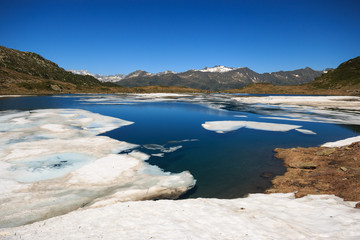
[266,142,360,202]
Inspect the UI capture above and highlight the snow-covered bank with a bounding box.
[322,136,360,148]
[1,193,359,240]
[0,109,195,228]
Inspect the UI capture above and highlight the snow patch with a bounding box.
[322,136,360,147]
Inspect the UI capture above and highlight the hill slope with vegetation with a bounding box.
[310,56,360,90]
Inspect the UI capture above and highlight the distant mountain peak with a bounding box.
[67,69,94,76]
[197,66,236,73]
[156,70,177,75]
[126,70,154,78]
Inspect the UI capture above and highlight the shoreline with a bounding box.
[266,139,360,204]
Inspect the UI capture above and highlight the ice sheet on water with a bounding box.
[7,152,96,183]
[0,109,195,228]
[202,120,303,133]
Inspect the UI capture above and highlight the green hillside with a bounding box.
[0,46,104,87]
[311,56,360,90]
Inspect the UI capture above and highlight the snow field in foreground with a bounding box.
[1,193,360,240]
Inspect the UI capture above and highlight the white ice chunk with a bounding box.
[2,193,360,240]
[202,120,301,133]
[295,128,317,135]
[151,153,165,157]
[321,136,360,147]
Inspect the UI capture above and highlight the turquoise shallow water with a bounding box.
[0,94,358,198]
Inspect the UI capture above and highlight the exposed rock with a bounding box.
[260,172,274,179]
[50,84,61,91]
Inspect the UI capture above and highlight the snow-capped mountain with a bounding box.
[67,69,94,76]
[115,66,326,91]
[94,74,126,83]
[125,70,154,78]
[67,70,126,83]
[68,66,326,90]
[156,70,177,75]
[197,66,236,73]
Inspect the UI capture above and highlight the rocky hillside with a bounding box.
[115,66,324,91]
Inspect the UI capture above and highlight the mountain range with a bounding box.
[1,45,358,95]
[71,66,327,91]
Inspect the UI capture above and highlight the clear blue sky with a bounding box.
[1,0,359,75]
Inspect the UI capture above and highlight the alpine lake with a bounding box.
[0,93,358,199]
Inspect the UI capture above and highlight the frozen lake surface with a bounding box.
[0,93,360,229]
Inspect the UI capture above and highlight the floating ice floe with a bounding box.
[295,128,317,135]
[143,144,183,153]
[142,139,199,157]
[1,193,360,239]
[0,109,195,228]
[322,136,360,148]
[201,120,310,134]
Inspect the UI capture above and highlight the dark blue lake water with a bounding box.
[0,94,358,198]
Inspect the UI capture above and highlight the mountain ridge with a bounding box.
[1,45,358,95]
[70,65,326,91]
[114,66,325,91]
